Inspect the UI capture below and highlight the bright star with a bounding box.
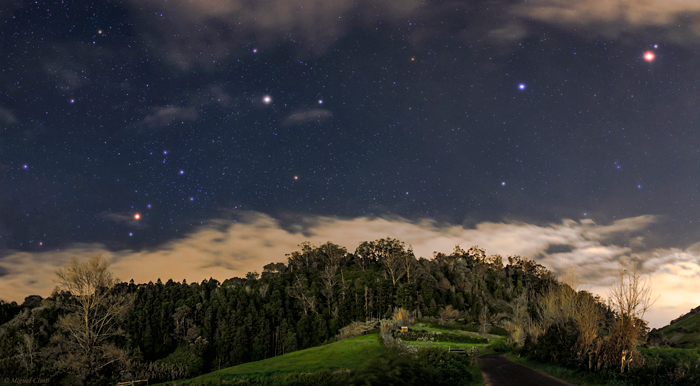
[262,95,272,104]
[501,182,506,186]
[134,213,141,220]
[518,84,526,90]
[179,170,184,175]
[318,99,323,104]
[644,51,655,62]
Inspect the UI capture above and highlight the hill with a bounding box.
[659,306,700,348]
[156,334,384,385]
[154,331,484,386]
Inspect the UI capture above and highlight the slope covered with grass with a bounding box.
[157,334,384,385]
[660,308,700,348]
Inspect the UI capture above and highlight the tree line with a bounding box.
[0,238,666,385]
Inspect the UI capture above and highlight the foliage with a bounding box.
[0,239,571,384]
[394,330,488,344]
[335,320,379,341]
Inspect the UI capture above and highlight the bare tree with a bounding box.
[605,264,656,373]
[320,265,338,309]
[286,275,317,315]
[53,255,134,383]
[382,251,406,286]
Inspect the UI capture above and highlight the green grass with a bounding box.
[154,334,384,385]
[403,340,490,350]
[411,325,481,335]
[659,312,700,348]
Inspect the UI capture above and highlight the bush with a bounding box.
[394,330,488,344]
[336,320,379,341]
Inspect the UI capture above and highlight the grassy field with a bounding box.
[403,340,490,350]
[402,324,506,351]
[154,334,384,385]
[659,311,700,348]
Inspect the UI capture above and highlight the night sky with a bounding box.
[2,0,700,327]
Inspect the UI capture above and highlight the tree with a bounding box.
[286,275,317,315]
[604,264,656,373]
[53,255,135,383]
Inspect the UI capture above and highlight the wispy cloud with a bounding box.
[512,0,700,43]
[281,109,333,126]
[128,0,423,69]
[139,106,198,128]
[0,211,689,327]
[0,107,17,124]
[100,211,148,229]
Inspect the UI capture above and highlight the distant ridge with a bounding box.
[669,305,700,325]
[659,306,700,348]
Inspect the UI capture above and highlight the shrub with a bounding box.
[336,320,379,341]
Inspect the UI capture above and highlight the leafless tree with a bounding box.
[604,264,656,373]
[383,251,406,286]
[320,264,338,308]
[53,255,134,383]
[286,275,317,315]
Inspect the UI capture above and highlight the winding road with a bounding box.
[477,353,574,386]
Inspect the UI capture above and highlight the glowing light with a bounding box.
[262,95,272,104]
[518,84,526,90]
[294,176,298,180]
[134,213,141,220]
[318,99,323,104]
[644,51,655,62]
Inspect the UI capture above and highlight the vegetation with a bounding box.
[657,306,700,348]
[0,237,696,385]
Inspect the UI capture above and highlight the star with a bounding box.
[134,213,141,220]
[644,51,655,62]
[262,95,272,104]
[518,84,526,90]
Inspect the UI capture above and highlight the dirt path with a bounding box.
[477,353,575,386]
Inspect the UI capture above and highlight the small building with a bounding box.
[400,326,409,332]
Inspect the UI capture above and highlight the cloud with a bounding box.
[128,0,423,69]
[100,211,148,229]
[0,107,17,124]
[0,211,691,327]
[139,106,198,128]
[512,0,700,43]
[281,109,333,126]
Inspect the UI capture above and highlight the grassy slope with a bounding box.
[403,325,506,351]
[659,311,700,348]
[156,334,384,384]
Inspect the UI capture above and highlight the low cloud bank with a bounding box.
[0,212,695,327]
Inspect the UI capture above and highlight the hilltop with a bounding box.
[658,306,700,348]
